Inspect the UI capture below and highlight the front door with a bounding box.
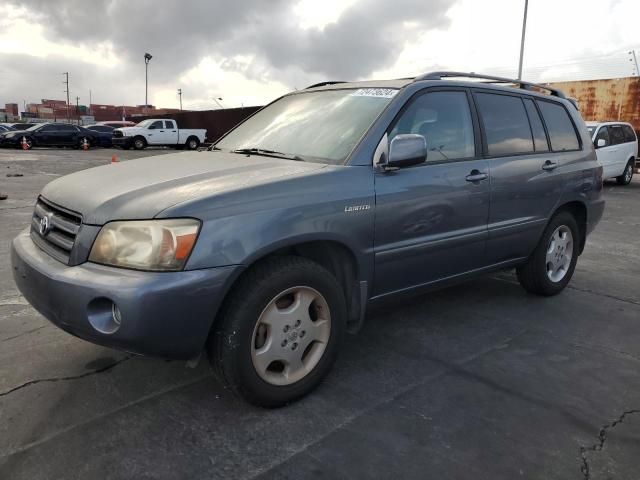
[373,89,490,297]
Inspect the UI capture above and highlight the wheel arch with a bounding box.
[208,238,365,344]
[551,201,588,254]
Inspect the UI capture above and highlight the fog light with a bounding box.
[87,298,121,334]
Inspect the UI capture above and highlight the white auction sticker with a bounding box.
[350,88,398,98]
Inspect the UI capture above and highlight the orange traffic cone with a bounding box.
[82,138,89,151]
[21,137,28,150]
[111,154,118,164]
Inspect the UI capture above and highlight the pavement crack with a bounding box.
[0,356,133,398]
[567,285,640,306]
[1,324,47,342]
[579,409,640,480]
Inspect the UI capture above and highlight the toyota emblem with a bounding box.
[39,215,51,236]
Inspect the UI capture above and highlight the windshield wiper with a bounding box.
[231,148,304,161]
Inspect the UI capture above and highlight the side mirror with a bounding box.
[384,134,427,170]
[596,138,607,148]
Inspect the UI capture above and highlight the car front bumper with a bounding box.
[111,136,133,148]
[0,136,21,147]
[11,229,240,359]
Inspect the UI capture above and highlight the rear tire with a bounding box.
[208,256,346,407]
[617,160,634,185]
[186,137,199,150]
[133,137,146,150]
[516,211,579,296]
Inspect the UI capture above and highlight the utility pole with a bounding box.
[144,53,153,108]
[517,0,529,80]
[89,89,92,115]
[63,72,70,123]
[630,50,639,76]
[178,88,183,110]
[76,96,80,124]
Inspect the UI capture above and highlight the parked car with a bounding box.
[97,121,137,129]
[586,121,637,185]
[111,119,206,150]
[0,123,96,149]
[85,124,115,147]
[11,72,604,406]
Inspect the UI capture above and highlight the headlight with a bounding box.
[89,219,200,271]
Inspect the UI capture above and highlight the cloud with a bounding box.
[3,0,452,83]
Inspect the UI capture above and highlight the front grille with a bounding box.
[112,130,123,138]
[30,197,82,264]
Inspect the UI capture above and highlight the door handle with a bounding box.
[542,160,558,171]
[465,170,488,182]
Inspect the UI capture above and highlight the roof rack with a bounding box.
[413,71,566,99]
[305,81,346,89]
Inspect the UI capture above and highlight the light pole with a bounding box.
[144,52,153,107]
[630,50,639,76]
[517,0,529,80]
[178,88,183,110]
[212,97,224,109]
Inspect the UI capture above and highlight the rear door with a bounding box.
[57,124,78,145]
[608,125,627,176]
[373,88,490,296]
[474,91,568,264]
[160,120,178,144]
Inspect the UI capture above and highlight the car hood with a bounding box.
[40,151,327,225]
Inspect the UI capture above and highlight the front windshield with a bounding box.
[136,119,153,128]
[586,126,596,136]
[25,124,43,131]
[216,88,398,163]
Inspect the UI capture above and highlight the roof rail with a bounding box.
[413,71,566,99]
[305,81,346,89]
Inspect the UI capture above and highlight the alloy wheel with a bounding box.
[251,286,331,386]
[545,225,574,282]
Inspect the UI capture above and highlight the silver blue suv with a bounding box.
[11,72,605,406]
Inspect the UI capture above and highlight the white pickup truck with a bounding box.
[112,119,207,150]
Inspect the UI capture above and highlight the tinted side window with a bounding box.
[150,120,164,129]
[58,124,77,132]
[609,126,625,145]
[523,98,549,152]
[475,93,533,156]
[536,101,580,151]
[164,121,175,129]
[622,125,637,143]
[390,91,475,162]
[595,126,610,146]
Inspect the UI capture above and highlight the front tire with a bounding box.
[617,160,634,185]
[133,137,146,150]
[516,211,579,296]
[208,256,346,407]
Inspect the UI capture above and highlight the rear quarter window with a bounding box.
[536,101,580,152]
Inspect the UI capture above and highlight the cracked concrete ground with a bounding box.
[1,148,639,479]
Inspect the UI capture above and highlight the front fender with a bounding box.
[176,166,376,284]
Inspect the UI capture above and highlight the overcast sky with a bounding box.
[0,0,638,110]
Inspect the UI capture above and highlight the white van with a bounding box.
[586,121,637,185]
